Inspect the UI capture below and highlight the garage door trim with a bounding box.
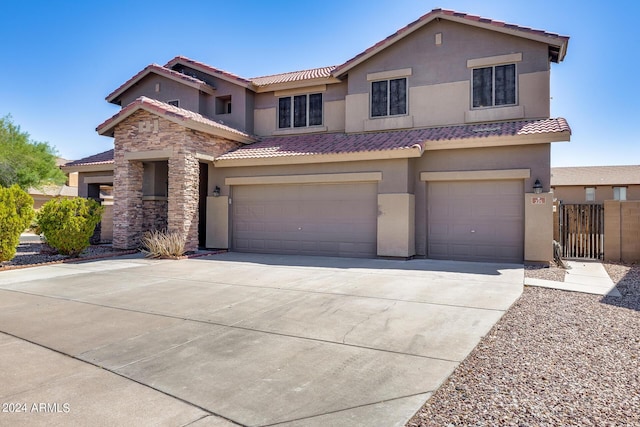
[420,169,530,182]
[226,171,382,186]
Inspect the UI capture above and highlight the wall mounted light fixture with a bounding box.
[533,179,543,194]
[213,186,221,197]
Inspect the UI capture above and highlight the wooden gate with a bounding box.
[559,203,604,259]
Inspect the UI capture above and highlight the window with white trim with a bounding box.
[167,99,179,107]
[613,187,627,201]
[371,78,407,117]
[472,64,516,108]
[278,93,323,128]
[585,187,596,202]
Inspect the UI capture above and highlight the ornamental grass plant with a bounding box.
[140,229,186,259]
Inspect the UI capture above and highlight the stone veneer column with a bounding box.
[167,151,200,252]
[113,160,144,249]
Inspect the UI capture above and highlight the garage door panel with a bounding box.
[233,183,377,258]
[428,180,523,263]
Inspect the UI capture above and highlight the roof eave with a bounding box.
[62,163,115,173]
[253,77,342,93]
[166,57,256,91]
[423,130,571,151]
[214,145,423,168]
[96,103,256,145]
[333,11,570,77]
[106,68,216,104]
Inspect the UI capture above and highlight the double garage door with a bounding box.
[232,182,377,258]
[230,179,524,262]
[428,180,524,263]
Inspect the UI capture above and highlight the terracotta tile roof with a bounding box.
[217,118,570,161]
[251,66,337,87]
[165,56,253,87]
[106,64,215,103]
[334,8,569,76]
[97,97,256,143]
[551,165,640,186]
[65,149,115,167]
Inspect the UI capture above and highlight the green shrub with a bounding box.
[140,229,186,259]
[0,185,34,261]
[36,198,104,257]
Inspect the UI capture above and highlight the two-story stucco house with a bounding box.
[64,9,571,264]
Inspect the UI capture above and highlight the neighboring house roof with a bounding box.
[28,184,78,198]
[165,56,254,88]
[216,118,570,163]
[55,157,70,167]
[106,64,216,104]
[65,149,115,167]
[97,96,256,144]
[551,165,640,186]
[333,8,569,77]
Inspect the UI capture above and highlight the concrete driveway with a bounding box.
[0,253,523,426]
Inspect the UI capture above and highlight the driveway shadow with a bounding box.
[196,251,523,277]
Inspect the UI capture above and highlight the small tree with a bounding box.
[0,115,66,190]
[0,185,34,261]
[37,198,104,257]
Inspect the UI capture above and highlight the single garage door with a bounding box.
[428,180,524,263]
[232,182,377,258]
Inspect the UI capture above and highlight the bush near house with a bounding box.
[36,198,104,257]
[0,185,34,261]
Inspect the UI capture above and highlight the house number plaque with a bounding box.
[531,197,546,204]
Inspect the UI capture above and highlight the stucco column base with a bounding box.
[377,193,415,258]
[524,192,553,264]
[206,196,229,249]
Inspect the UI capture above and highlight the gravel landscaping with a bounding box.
[0,240,136,270]
[524,262,566,282]
[407,262,640,427]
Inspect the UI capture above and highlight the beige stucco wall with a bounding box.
[253,81,347,136]
[604,200,640,262]
[118,74,200,113]
[377,193,415,257]
[210,158,412,196]
[206,196,229,249]
[344,19,551,132]
[77,171,114,198]
[524,192,553,263]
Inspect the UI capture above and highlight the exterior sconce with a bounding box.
[533,179,543,194]
[213,186,221,197]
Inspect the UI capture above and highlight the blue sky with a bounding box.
[1,0,638,167]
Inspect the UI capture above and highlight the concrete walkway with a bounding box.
[0,253,524,427]
[525,260,621,297]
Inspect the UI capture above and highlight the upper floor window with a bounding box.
[371,78,407,117]
[585,187,596,202]
[216,95,232,115]
[472,64,516,108]
[167,99,180,107]
[613,187,627,201]
[278,93,323,128]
